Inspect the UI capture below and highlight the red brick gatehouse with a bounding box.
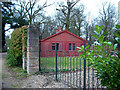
[40,27,87,57]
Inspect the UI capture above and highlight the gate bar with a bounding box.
[39,43,41,71]
[83,41,86,90]
[55,43,58,80]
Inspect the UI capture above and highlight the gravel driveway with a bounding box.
[22,75,70,88]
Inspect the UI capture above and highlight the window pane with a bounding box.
[69,43,71,50]
[52,46,55,50]
[52,43,59,50]
[73,45,75,50]
[57,43,59,50]
[73,43,75,50]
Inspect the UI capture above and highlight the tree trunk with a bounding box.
[66,6,71,31]
[78,22,81,37]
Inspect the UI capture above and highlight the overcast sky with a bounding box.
[5,0,120,36]
[43,0,119,19]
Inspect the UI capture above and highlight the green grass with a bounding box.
[11,67,29,78]
[11,67,24,73]
[40,57,87,72]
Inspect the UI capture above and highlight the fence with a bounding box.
[39,43,105,89]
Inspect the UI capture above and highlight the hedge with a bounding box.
[6,26,28,67]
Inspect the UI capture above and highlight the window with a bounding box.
[69,43,72,50]
[69,43,75,50]
[73,43,75,50]
[52,43,59,50]
[52,43,55,50]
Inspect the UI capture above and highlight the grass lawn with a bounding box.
[11,67,30,78]
[40,57,89,72]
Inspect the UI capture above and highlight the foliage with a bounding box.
[113,25,120,55]
[2,2,14,25]
[6,49,18,66]
[2,2,14,48]
[6,27,28,67]
[79,25,120,88]
[2,2,29,28]
[2,2,29,49]
[34,71,41,75]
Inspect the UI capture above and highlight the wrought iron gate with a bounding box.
[39,42,104,89]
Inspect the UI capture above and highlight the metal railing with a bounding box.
[39,43,104,89]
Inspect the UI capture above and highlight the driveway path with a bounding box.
[1,53,19,88]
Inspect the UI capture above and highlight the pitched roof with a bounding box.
[40,30,87,42]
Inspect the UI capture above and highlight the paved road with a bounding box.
[0,53,7,89]
[0,53,2,89]
[0,53,9,89]
[0,53,24,88]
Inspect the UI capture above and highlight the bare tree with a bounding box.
[56,0,80,31]
[35,16,57,40]
[55,11,65,30]
[84,21,89,40]
[70,5,85,36]
[98,2,117,41]
[84,18,98,45]
[13,0,28,19]
[14,0,53,25]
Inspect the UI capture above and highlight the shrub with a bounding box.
[6,26,28,67]
[6,49,18,66]
[79,25,120,88]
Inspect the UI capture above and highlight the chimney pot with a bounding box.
[56,26,61,33]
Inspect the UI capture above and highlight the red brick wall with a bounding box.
[46,32,83,42]
[40,32,85,57]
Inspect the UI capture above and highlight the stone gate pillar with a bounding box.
[27,25,39,74]
[22,26,27,70]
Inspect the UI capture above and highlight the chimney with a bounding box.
[56,26,61,33]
